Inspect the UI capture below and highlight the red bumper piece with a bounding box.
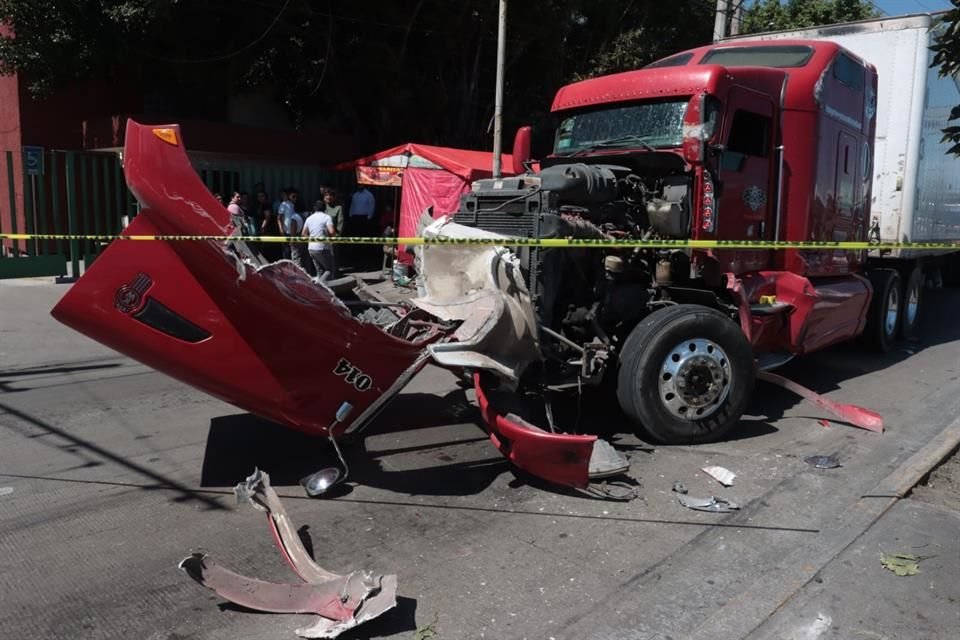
[473,373,597,488]
[758,371,884,433]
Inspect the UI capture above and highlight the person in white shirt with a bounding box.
[302,208,337,278]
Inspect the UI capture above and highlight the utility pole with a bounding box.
[729,0,744,36]
[492,0,507,178]
[713,0,729,42]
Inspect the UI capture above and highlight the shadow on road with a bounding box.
[0,361,123,393]
[0,401,228,510]
[200,408,508,496]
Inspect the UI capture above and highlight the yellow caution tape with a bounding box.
[1,232,960,251]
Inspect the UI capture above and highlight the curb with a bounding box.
[686,413,960,640]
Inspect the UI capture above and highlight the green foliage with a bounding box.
[931,1,960,155]
[573,1,714,80]
[742,0,879,34]
[0,0,165,96]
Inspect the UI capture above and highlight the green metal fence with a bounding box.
[0,149,352,280]
[0,149,130,280]
[193,158,352,210]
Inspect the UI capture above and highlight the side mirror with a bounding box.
[682,124,708,165]
[682,94,710,165]
[300,467,344,497]
[510,125,532,175]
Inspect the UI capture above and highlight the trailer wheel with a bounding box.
[864,269,901,352]
[616,304,754,444]
[899,266,923,340]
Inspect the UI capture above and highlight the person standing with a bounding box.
[258,191,282,262]
[278,188,298,260]
[348,186,375,263]
[348,186,375,230]
[320,187,344,272]
[303,207,337,279]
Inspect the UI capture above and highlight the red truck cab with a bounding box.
[542,40,879,355]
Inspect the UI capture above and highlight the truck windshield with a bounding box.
[554,99,688,155]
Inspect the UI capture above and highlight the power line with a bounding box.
[137,0,292,64]
[865,0,888,16]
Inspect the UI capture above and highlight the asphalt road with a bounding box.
[1,278,959,640]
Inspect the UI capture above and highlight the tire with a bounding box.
[616,304,755,444]
[863,269,901,352]
[899,265,923,340]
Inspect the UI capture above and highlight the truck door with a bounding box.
[716,87,777,272]
[831,131,861,272]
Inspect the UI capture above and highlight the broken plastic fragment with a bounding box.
[803,455,841,469]
[701,465,736,487]
[588,439,630,478]
[182,469,397,638]
[672,481,688,494]
[676,493,739,513]
[880,552,920,576]
[757,371,884,432]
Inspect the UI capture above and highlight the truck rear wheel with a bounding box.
[864,269,901,352]
[616,304,754,444]
[899,265,923,340]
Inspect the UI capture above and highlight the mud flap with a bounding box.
[180,469,396,639]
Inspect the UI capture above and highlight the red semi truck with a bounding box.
[54,35,929,491]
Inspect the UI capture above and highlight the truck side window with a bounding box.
[723,110,771,170]
[832,53,864,90]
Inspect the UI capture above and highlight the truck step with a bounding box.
[750,301,793,316]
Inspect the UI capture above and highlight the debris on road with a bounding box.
[880,552,921,576]
[414,613,439,640]
[676,493,740,513]
[671,481,688,494]
[757,371,884,432]
[803,455,841,469]
[818,419,831,428]
[180,469,397,638]
[0,487,13,497]
[701,465,736,486]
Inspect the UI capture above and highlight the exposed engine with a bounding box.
[452,159,696,383]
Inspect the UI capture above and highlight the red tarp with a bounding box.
[336,142,517,265]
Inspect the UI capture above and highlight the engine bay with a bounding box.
[452,155,708,387]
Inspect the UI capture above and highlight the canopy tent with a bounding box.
[335,143,516,264]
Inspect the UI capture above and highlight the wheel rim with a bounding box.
[906,280,919,327]
[659,338,732,420]
[884,283,900,337]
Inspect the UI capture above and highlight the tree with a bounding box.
[0,1,713,150]
[931,1,960,155]
[742,0,879,34]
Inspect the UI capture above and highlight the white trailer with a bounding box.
[726,13,960,286]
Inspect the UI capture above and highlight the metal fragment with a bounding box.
[804,455,841,469]
[182,469,397,638]
[676,493,740,513]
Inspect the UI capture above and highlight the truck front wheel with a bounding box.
[616,304,755,444]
